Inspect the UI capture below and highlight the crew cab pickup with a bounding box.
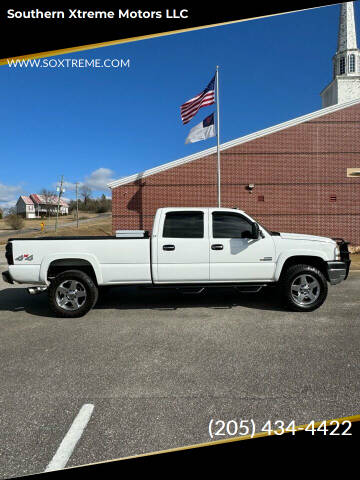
[2,207,351,317]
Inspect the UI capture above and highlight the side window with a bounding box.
[212,212,252,238]
[163,211,204,238]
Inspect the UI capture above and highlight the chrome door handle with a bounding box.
[163,244,175,251]
[211,244,224,250]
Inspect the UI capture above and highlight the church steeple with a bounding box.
[321,2,360,107]
[337,2,357,52]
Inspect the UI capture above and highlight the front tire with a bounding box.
[48,270,98,318]
[280,264,328,312]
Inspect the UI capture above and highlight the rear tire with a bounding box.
[280,264,328,312]
[48,269,98,318]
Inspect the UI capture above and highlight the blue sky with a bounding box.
[1,3,359,208]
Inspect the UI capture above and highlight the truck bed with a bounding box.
[7,237,152,285]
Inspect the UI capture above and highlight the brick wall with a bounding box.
[112,103,360,245]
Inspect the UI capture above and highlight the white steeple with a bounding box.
[337,1,358,51]
[320,2,360,107]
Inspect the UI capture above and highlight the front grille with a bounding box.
[332,237,351,279]
[332,238,350,263]
[5,241,13,265]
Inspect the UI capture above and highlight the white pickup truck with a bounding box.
[2,207,350,317]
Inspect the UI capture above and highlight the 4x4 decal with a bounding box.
[15,254,33,261]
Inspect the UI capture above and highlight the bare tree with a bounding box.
[5,208,25,230]
[80,185,92,208]
[39,188,56,217]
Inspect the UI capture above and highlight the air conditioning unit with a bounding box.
[347,168,360,177]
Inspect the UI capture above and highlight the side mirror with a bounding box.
[251,223,260,239]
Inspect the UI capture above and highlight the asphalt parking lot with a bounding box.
[0,272,359,478]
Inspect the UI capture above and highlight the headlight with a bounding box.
[334,245,341,260]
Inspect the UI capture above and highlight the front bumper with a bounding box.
[2,270,14,284]
[326,261,350,285]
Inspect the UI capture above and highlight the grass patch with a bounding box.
[0,217,112,244]
[38,221,112,238]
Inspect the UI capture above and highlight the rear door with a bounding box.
[156,209,210,282]
[209,210,276,281]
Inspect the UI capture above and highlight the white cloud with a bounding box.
[83,168,115,190]
[61,181,77,191]
[0,182,23,209]
[56,168,116,193]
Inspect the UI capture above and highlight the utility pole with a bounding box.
[75,182,79,229]
[55,175,65,232]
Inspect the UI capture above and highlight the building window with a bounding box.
[257,195,264,202]
[163,211,204,238]
[330,195,337,202]
[340,57,345,74]
[349,54,355,73]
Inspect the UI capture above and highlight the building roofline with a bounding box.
[107,97,360,189]
[29,193,69,207]
[19,195,34,205]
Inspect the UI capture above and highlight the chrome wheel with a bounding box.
[290,274,320,306]
[55,279,87,311]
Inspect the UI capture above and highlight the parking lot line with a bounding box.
[44,404,94,472]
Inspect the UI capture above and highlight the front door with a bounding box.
[156,209,210,282]
[209,210,276,282]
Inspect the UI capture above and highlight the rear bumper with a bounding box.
[326,261,350,285]
[2,270,14,285]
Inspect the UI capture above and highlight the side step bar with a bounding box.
[27,286,48,295]
[141,284,269,294]
[176,287,205,295]
[235,285,265,293]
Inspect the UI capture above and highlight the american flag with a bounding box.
[180,74,215,125]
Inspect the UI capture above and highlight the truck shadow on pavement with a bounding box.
[0,285,286,318]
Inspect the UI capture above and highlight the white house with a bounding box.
[30,194,69,217]
[16,194,69,218]
[16,196,36,219]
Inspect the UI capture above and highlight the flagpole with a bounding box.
[216,65,221,207]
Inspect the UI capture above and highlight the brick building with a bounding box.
[108,3,360,245]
